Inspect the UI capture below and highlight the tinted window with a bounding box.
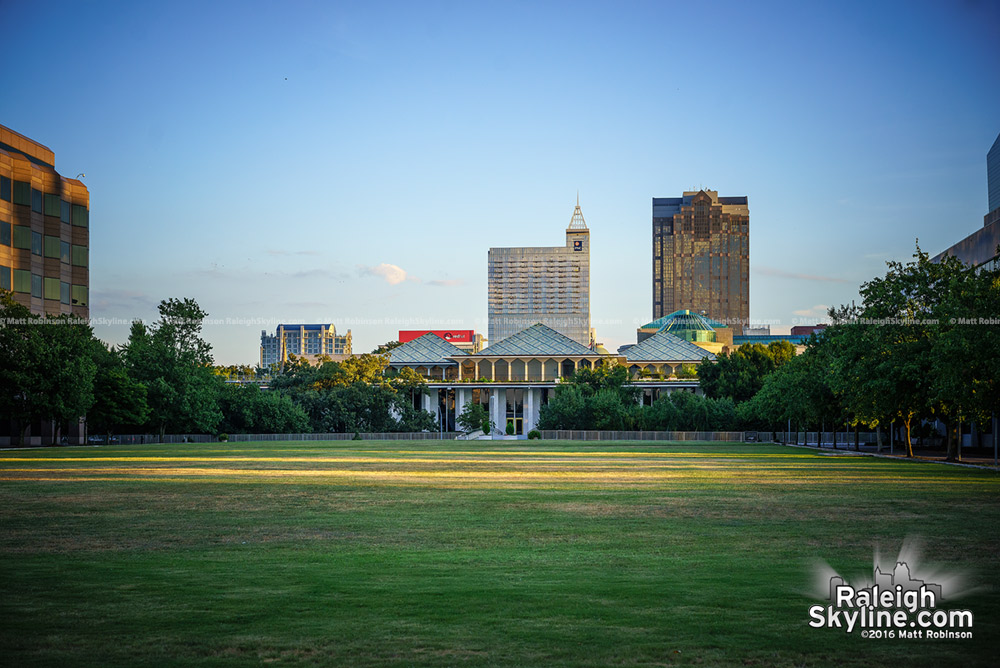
[72,205,88,227]
[13,225,31,249]
[44,235,61,258]
[44,194,61,216]
[13,269,31,293]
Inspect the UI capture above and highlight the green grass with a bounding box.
[1,441,998,667]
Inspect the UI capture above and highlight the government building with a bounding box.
[1,124,89,318]
[387,323,712,435]
[652,190,748,333]
[487,200,591,346]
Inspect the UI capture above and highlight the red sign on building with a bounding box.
[398,330,476,344]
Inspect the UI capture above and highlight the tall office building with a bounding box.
[488,201,591,346]
[987,131,1000,227]
[932,131,1000,269]
[1,125,89,318]
[652,190,749,333]
[260,323,352,368]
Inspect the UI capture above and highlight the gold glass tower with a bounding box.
[652,190,748,333]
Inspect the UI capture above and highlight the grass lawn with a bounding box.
[1,441,998,667]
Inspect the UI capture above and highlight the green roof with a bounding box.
[387,333,467,366]
[623,330,716,363]
[476,324,594,357]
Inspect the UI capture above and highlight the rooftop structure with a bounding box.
[637,309,733,354]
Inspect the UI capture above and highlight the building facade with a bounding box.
[933,131,1000,270]
[652,190,748,333]
[388,324,707,435]
[988,131,1000,223]
[260,323,352,368]
[488,201,591,346]
[1,125,89,318]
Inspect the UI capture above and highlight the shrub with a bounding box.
[527,429,541,440]
[218,433,228,442]
[353,431,362,441]
[506,420,515,435]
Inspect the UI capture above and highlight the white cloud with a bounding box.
[360,263,412,285]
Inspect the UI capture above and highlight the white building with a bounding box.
[487,200,591,346]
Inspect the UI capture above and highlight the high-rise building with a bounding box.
[260,323,352,368]
[987,131,1000,227]
[488,201,590,346]
[933,131,1000,269]
[652,190,749,333]
[1,125,89,318]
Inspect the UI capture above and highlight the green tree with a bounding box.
[123,298,222,437]
[0,293,97,444]
[698,341,794,402]
[457,401,490,434]
[88,341,149,441]
[538,384,590,430]
[217,384,309,434]
[538,361,640,430]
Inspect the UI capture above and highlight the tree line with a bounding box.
[737,247,999,459]
[536,245,998,458]
[0,294,437,444]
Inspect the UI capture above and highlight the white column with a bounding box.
[491,388,506,436]
[525,388,537,433]
[455,387,468,428]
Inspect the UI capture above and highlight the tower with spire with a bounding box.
[487,198,592,346]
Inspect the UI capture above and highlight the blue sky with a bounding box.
[2,0,998,364]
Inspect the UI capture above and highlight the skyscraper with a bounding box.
[1,124,89,318]
[652,190,749,333]
[932,130,1000,269]
[488,201,591,346]
[987,131,1000,227]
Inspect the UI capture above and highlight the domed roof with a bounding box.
[639,310,726,343]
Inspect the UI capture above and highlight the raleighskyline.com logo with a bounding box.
[808,539,975,640]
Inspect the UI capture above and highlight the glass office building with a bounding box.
[0,124,89,318]
[652,190,749,333]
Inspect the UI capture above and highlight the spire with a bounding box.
[568,194,587,230]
